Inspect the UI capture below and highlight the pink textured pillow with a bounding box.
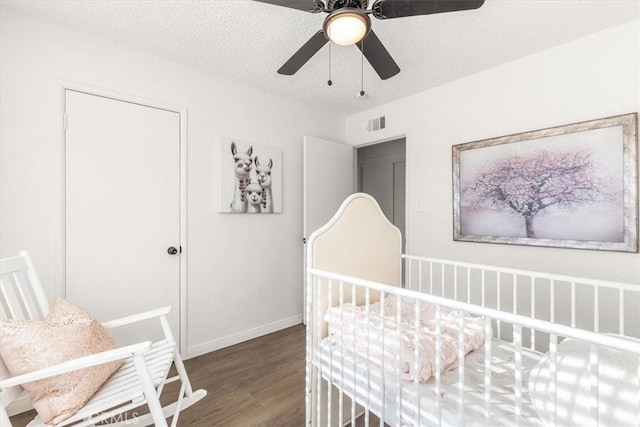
[0,299,123,425]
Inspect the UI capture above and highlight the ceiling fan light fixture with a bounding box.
[323,8,370,46]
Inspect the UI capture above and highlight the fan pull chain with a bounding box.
[327,43,332,86]
[359,39,365,97]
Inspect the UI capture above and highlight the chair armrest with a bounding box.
[0,341,151,389]
[102,306,172,329]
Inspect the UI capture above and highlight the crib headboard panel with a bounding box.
[308,193,402,286]
[307,193,402,337]
[306,193,402,423]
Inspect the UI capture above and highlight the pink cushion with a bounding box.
[0,299,123,425]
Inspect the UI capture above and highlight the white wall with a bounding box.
[0,8,345,357]
[346,20,640,285]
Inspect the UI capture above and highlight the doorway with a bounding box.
[64,89,184,348]
[356,137,406,252]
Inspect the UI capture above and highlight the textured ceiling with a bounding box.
[1,0,638,117]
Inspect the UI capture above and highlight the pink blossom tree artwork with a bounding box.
[454,114,637,251]
[462,148,616,238]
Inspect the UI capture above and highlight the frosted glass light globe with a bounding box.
[324,10,370,46]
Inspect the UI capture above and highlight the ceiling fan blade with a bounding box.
[278,31,329,75]
[357,30,400,80]
[372,0,484,19]
[254,0,324,13]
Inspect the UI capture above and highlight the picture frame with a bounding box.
[219,138,283,214]
[452,113,638,252]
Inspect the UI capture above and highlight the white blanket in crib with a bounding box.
[324,296,485,383]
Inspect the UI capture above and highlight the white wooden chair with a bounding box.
[0,251,206,426]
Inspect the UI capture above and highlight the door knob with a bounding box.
[167,246,178,255]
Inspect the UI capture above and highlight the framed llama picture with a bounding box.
[452,113,638,252]
[219,138,283,214]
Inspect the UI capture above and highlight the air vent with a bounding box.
[367,116,386,132]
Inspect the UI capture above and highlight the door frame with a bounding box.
[55,81,188,355]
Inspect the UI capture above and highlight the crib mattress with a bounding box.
[318,337,544,427]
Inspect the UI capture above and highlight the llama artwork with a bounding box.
[244,182,264,213]
[255,156,273,213]
[229,142,253,213]
[220,139,282,214]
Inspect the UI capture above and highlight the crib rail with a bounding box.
[306,266,640,427]
[404,255,640,347]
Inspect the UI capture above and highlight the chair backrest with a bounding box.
[0,251,50,321]
[0,250,51,418]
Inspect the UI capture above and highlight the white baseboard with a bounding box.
[6,394,32,416]
[187,314,302,359]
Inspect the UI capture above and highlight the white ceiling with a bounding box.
[1,0,638,117]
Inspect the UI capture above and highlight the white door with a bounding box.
[303,136,354,320]
[65,90,181,346]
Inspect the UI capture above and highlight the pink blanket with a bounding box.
[324,296,486,383]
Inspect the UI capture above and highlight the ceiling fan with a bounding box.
[255,0,485,80]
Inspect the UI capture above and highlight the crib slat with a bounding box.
[435,305,442,426]
[550,280,555,323]
[327,280,333,427]
[338,280,344,426]
[594,286,599,333]
[430,261,434,295]
[513,274,517,316]
[351,284,357,425]
[317,278,324,427]
[467,267,471,304]
[305,266,312,427]
[497,274,501,339]
[396,296,401,426]
[590,344,599,425]
[458,311,465,426]
[454,266,458,301]
[364,287,370,427]
[484,317,491,427]
[531,278,536,351]
[619,289,624,335]
[549,334,558,427]
[414,298,421,426]
[379,291,386,425]
[514,324,522,426]
[481,270,486,308]
[571,282,576,328]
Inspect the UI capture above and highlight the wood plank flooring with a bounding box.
[10,325,306,427]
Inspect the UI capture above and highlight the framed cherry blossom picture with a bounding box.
[452,113,638,252]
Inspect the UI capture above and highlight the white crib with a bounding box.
[306,193,640,427]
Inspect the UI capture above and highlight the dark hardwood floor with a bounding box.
[10,325,306,427]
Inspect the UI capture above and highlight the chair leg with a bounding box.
[172,353,193,396]
[169,382,186,427]
[1,407,12,427]
[133,354,168,427]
